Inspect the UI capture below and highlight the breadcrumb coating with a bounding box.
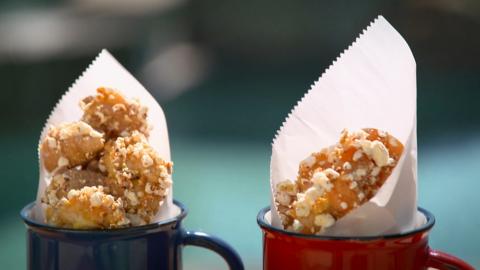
[101,131,172,225]
[45,186,129,229]
[275,128,403,234]
[40,121,104,172]
[80,87,149,139]
[40,88,172,229]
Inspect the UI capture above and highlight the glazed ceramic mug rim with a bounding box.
[257,206,435,241]
[20,199,188,236]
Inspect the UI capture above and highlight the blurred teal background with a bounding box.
[0,0,479,269]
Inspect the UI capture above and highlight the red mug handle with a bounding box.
[426,249,475,270]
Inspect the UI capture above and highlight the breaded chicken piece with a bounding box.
[41,87,171,229]
[275,128,404,234]
[45,186,129,229]
[42,169,106,206]
[101,131,172,225]
[80,87,149,139]
[40,121,104,172]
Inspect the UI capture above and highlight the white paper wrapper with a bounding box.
[33,49,179,223]
[270,16,420,236]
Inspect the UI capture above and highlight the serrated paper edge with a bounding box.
[269,15,395,228]
[35,49,109,204]
[34,49,176,223]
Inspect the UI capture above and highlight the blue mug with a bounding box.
[20,200,244,270]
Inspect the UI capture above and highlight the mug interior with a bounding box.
[258,207,435,241]
[21,200,186,235]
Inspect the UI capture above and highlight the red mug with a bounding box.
[257,207,475,270]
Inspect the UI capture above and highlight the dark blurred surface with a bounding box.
[0,1,479,269]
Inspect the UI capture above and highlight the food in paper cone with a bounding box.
[40,88,172,229]
[274,128,403,234]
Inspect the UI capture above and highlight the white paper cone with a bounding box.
[270,16,417,236]
[34,49,177,223]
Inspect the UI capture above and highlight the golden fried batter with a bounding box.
[40,121,104,172]
[101,131,172,225]
[275,128,404,234]
[45,186,129,229]
[80,87,149,139]
[41,87,171,229]
[42,169,106,206]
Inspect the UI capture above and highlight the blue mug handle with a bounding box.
[182,230,245,270]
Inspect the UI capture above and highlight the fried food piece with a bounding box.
[40,121,105,172]
[275,128,404,234]
[41,87,170,228]
[101,131,172,225]
[80,87,149,139]
[45,186,129,229]
[42,169,106,206]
